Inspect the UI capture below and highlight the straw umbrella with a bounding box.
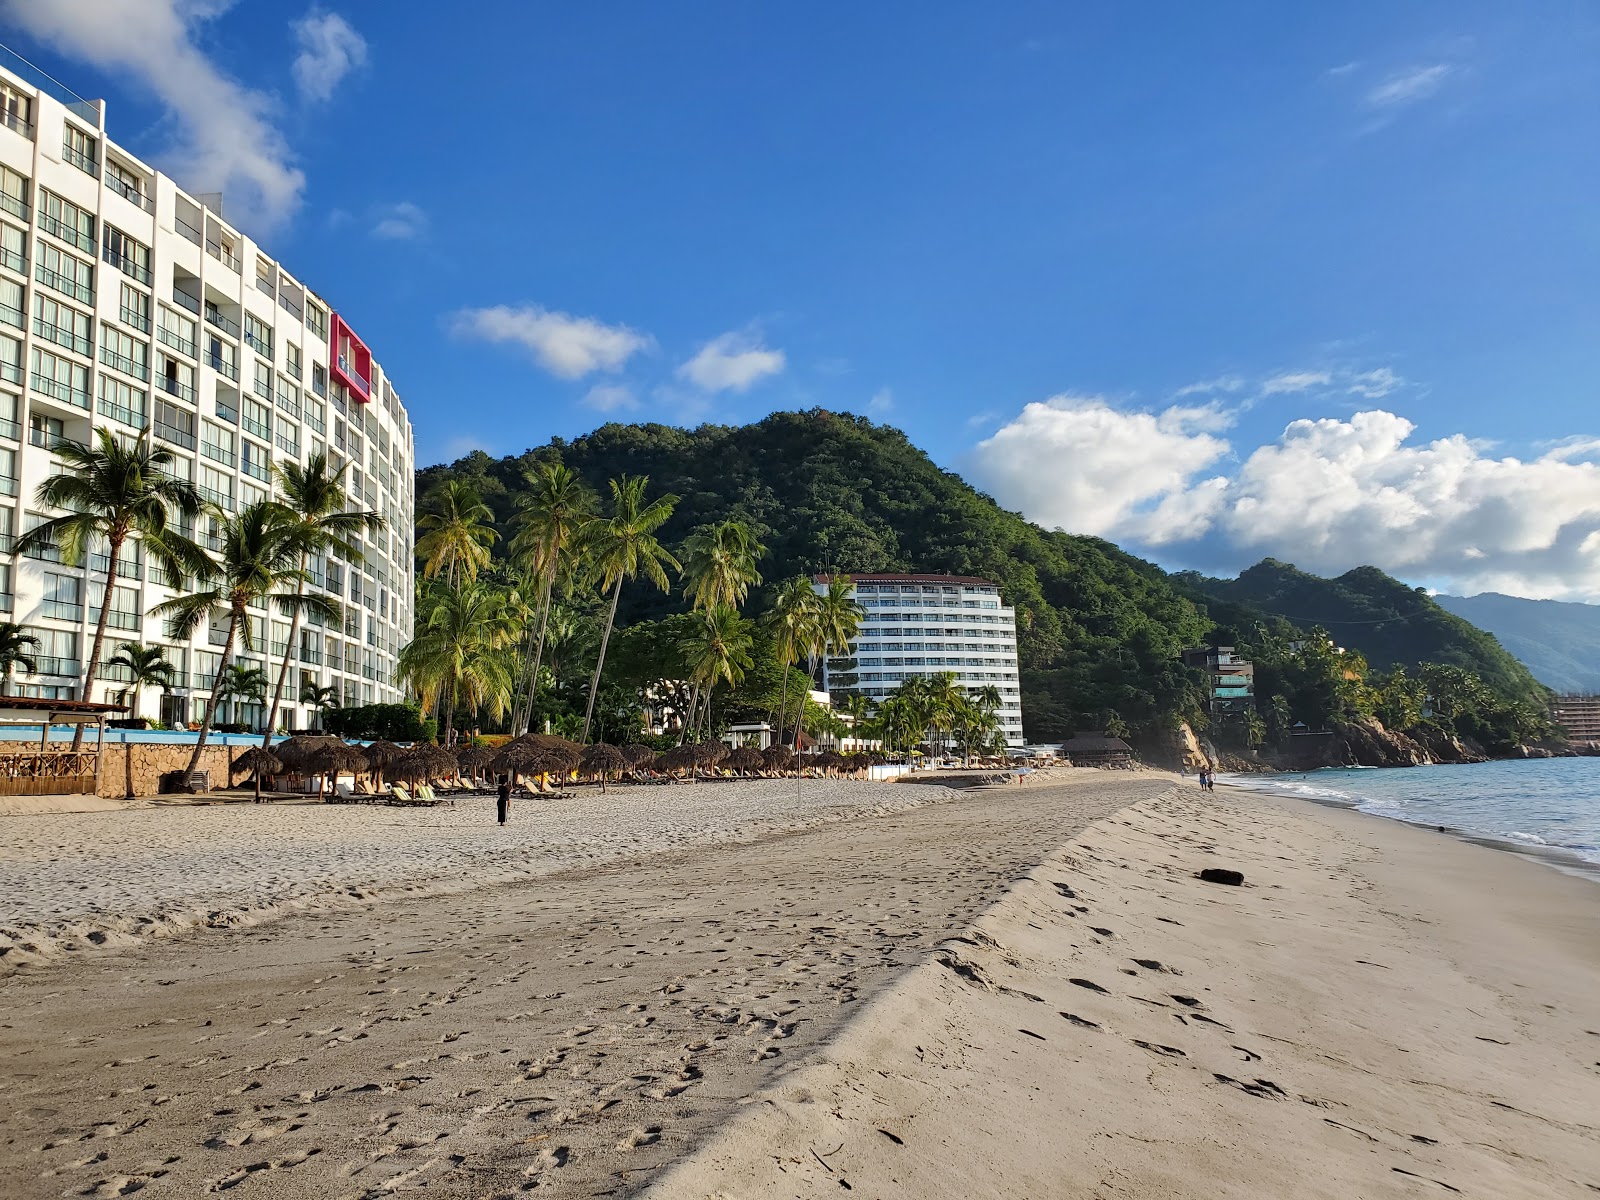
[363,740,407,789]
[688,741,728,779]
[399,742,458,785]
[305,740,368,801]
[725,746,762,777]
[456,744,496,784]
[271,735,342,794]
[231,746,283,803]
[622,743,657,767]
[580,743,627,792]
[761,744,794,774]
[655,744,693,779]
[491,735,582,791]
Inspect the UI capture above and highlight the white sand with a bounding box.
[652,784,1600,1199]
[0,779,959,973]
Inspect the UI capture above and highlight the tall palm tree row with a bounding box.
[260,453,385,745]
[578,475,680,744]
[676,519,765,740]
[415,478,498,590]
[759,576,821,752]
[507,462,593,736]
[153,502,333,773]
[680,606,755,742]
[12,429,210,747]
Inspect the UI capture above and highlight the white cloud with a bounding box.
[291,9,366,102]
[450,305,652,379]
[1325,61,1360,78]
[1172,375,1244,399]
[4,0,306,229]
[583,383,638,414]
[972,401,1600,601]
[370,201,426,240]
[678,331,785,393]
[1261,370,1332,395]
[1367,64,1452,107]
[966,395,1234,544]
[1347,367,1403,399]
[866,388,894,417]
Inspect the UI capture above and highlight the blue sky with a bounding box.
[6,2,1600,599]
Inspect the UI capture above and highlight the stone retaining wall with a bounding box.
[98,743,240,798]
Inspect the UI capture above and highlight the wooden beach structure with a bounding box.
[0,697,128,796]
[1062,733,1135,769]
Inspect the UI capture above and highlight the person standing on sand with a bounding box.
[497,776,511,826]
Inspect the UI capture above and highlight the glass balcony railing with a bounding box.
[97,395,144,428]
[242,414,270,440]
[63,144,97,177]
[172,288,200,316]
[38,211,94,255]
[0,190,27,221]
[157,376,195,404]
[0,245,23,275]
[34,656,81,677]
[175,214,202,247]
[103,246,151,285]
[205,239,240,272]
[33,318,93,358]
[105,174,153,213]
[157,326,195,358]
[201,441,236,468]
[207,353,238,381]
[35,265,93,305]
[99,348,149,382]
[118,304,150,334]
[204,307,240,338]
[41,599,83,622]
[30,372,91,409]
[0,108,30,139]
[153,420,195,451]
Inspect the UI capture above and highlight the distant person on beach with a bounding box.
[496,777,511,826]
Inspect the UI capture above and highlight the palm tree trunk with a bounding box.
[515,574,555,735]
[72,535,123,751]
[773,656,791,754]
[581,576,624,744]
[441,678,457,748]
[677,682,701,746]
[187,609,238,775]
[262,559,309,747]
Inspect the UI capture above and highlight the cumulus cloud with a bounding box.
[450,305,652,379]
[678,331,785,393]
[370,201,426,240]
[970,401,1600,600]
[4,0,305,229]
[967,395,1234,544]
[1367,64,1452,107]
[291,9,366,102]
[583,383,638,414]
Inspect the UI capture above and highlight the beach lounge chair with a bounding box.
[333,781,360,804]
[414,783,442,806]
[388,783,420,806]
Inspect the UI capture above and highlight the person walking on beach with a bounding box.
[496,776,511,826]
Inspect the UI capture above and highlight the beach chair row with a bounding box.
[328,781,453,807]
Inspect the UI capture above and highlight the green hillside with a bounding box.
[1178,559,1549,707]
[417,411,1548,745]
[420,410,1216,741]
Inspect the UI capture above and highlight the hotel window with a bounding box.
[91,583,142,632]
[30,347,90,408]
[154,398,195,450]
[119,282,151,333]
[241,481,266,509]
[0,222,23,276]
[0,81,30,136]
[105,159,148,210]
[36,243,94,305]
[40,191,94,254]
[0,166,27,221]
[158,355,195,404]
[199,464,234,511]
[275,417,299,460]
[306,302,326,339]
[96,375,147,428]
[241,395,271,441]
[100,324,149,381]
[157,306,196,358]
[33,295,93,357]
[102,225,152,285]
[42,572,83,622]
[255,257,275,297]
[63,125,98,175]
[244,312,272,358]
[201,421,236,467]
[240,438,269,483]
[285,342,301,381]
[253,358,272,401]
[0,276,21,330]
[311,362,327,397]
[31,627,80,676]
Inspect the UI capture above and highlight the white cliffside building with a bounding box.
[813,573,1024,747]
[0,53,415,728]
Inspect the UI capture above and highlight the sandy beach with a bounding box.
[1,773,1596,1198]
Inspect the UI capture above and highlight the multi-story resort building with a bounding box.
[1551,694,1600,745]
[1180,644,1255,719]
[0,55,415,729]
[813,573,1025,747]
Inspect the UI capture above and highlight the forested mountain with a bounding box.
[1176,559,1548,707]
[1435,593,1600,694]
[417,411,1547,744]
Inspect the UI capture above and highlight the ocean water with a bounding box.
[1218,757,1600,878]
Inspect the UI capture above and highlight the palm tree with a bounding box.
[415,478,497,590]
[507,462,593,735]
[105,642,176,720]
[680,520,766,612]
[577,476,680,743]
[397,581,519,747]
[300,681,339,731]
[922,672,965,757]
[12,428,209,747]
[0,622,38,695]
[152,502,331,773]
[259,452,385,746]
[839,692,874,751]
[761,577,821,751]
[215,662,268,728]
[804,576,865,745]
[681,606,754,740]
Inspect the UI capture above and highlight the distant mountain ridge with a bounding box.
[1176,559,1549,707]
[1435,593,1600,694]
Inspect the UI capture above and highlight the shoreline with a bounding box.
[1215,763,1600,886]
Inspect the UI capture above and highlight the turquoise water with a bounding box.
[1219,758,1600,876]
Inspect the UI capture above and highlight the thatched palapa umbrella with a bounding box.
[232,746,283,803]
[761,744,794,773]
[306,740,369,800]
[655,744,693,778]
[363,740,407,788]
[491,734,582,789]
[580,743,627,792]
[688,741,728,779]
[725,746,763,776]
[456,744,496,783]
[397,742,457,784]
[621,743,657,768]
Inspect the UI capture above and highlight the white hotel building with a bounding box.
[814,573,1025,747]
[0,56,414,727]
